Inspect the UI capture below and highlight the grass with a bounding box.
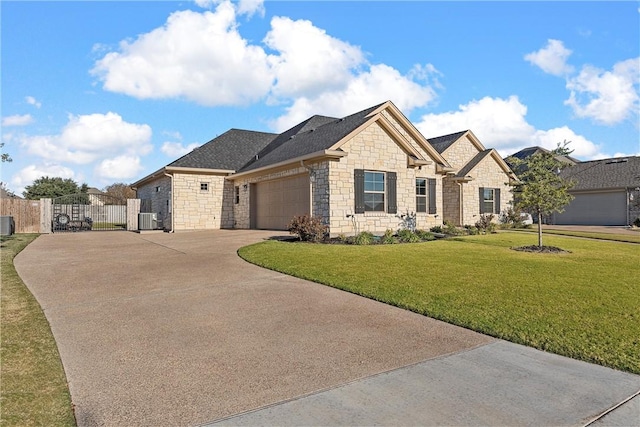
[1,234,76,427]
[239,233,640,374]
[513,227,640,243]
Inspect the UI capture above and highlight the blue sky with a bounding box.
[2,0,639,195]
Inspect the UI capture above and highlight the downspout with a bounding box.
[458,182,464,226]
[300,160,315,217]
[164,172,175,233]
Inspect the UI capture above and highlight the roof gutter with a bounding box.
[228,149,347,180]
[165,166,235,175]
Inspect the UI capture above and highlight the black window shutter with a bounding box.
[354,169,365,214]
[479,187,485,214]
[428,178,437,214]
[495,188,501,214]
[387,172,397,214]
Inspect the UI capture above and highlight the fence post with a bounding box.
[127,199,141,231]
[40,198,52,234]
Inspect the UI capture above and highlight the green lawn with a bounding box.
[239,233,640,374]
[1,235,76,427]
[515,227,640,244]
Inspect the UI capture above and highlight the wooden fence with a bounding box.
[0,198,41,233]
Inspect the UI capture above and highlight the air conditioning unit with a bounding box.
[138,213,158,230]
[0,216,15,236]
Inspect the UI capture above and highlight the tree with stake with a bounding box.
[507,142,575,249]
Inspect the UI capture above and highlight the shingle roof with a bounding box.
[560,156,640,191]
[456,149,493,178]
[169,129,277,170]
[238,103,384,172]
[506,146,579,167]
[427,130,468,154]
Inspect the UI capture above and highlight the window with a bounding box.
[155,186,160,192]
[479,187,501,214]
[234,186,240,204]
[364,171,385,211]
[416,178,437,214]
[416,179,427,213]
[354,169,396,214]
[200,182,209,191]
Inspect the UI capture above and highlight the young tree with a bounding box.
[23,176,88,200]
[103,183,136,202]
[507,142,575,248]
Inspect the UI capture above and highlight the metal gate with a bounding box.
[52,193,127,232]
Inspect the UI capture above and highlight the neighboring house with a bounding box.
[132,101,517,234]
[87,187,106,206]
[555,156,640,226]
[427,130,518,226]
[506,147,640,226]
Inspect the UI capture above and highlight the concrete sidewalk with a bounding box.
[14,230,640,426]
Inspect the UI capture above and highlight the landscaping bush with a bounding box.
[354,231,375,245]
[464,225,480,235]
[415,229,435,241]
[430,225,443,233]
[500,207,525,228]
[397,228,421,243]
[381,229,396,244]
[443,221,465,236]
[475,214,496,234]
[288,215,327,242]
[634,217,640,228]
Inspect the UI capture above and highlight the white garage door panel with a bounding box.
[255,175,310,230]
[554,191,626,225]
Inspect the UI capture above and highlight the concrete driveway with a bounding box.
[14,230,640,426]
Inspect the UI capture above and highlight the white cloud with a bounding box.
[531,127,603,159]
[194,0,263,16]
[2,114,33,127]
[265,16,365,99]
[92,4,273,106]
[161,141,200,157]
[272,64,440,132]
[565,57,640,125]
[414,96,604,159]
[92,2,440,127]
[416,96,535,148]
[25,96,42,108]
[524,39,574,76]
[11,163,77,196]
[20,112,152,164]
[94,155,144,181]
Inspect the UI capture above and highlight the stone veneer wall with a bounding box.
[328,121,442,235]
[136,176,172,229]
[171,173,231,230]
[460,156,512,226]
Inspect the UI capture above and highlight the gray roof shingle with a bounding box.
[560,156,640,191]
[427,130,468,154]
[238,103,384,172]
[456,149,492,178]
[169,129,277,171]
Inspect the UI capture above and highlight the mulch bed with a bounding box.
[511,245,571,254]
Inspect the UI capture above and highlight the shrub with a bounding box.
[397,228,421,243]
[288,215,327,242]
[443,221,465,236]
[430,225,443,233]
[634,217,640,228]
[381,229,396,244]
[464,225,480,235]
[500,207,525,229]
[475,214,496,234]
[354,231,375,245]
[415,229,435,241]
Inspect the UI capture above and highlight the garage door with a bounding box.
[253,174,310,230]
[554,191,627,225]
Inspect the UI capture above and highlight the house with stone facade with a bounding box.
[132,101,517,234]
[427,130,517,226]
